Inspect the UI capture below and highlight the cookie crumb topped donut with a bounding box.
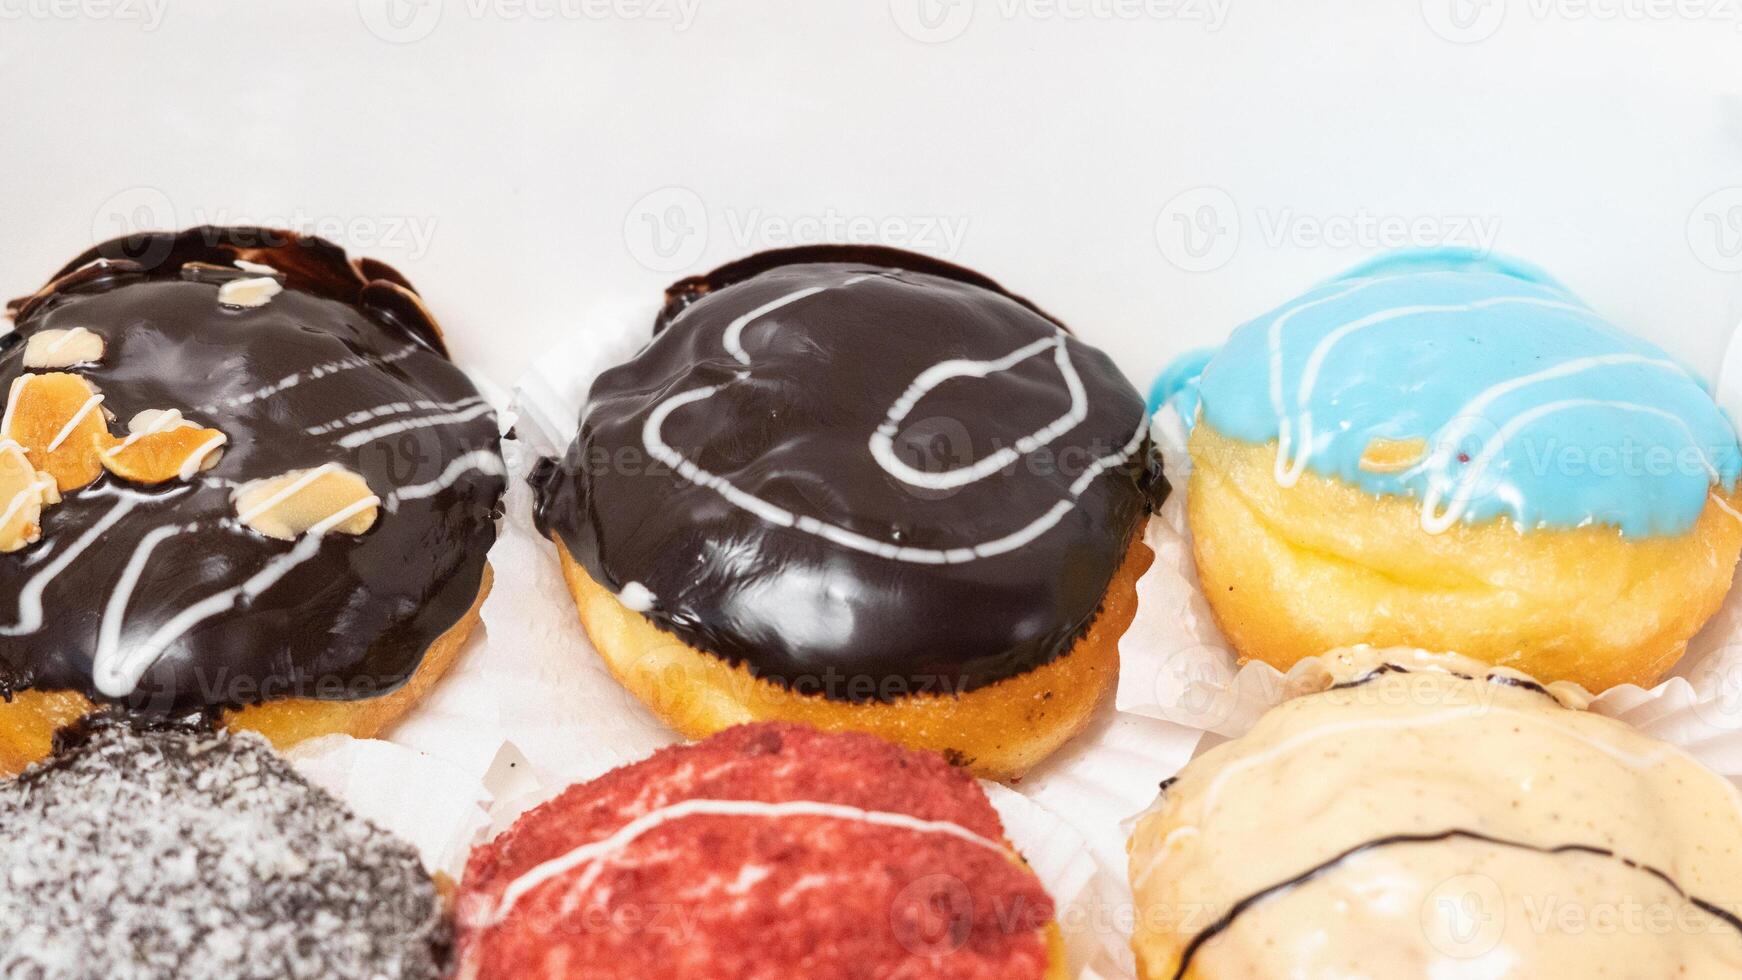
[457,722,1064,979]
[533,246,1163,778]
[0,715,449,980]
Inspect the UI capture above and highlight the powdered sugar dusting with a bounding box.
[0,718,449,979]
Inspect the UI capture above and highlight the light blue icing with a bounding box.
[1160,247,1741,538]
[1148,346,1213,422]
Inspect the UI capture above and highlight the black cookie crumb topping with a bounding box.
[0,715,449,979]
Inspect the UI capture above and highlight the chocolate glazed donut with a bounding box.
[0,227,505,771]
[533,245,1165,778]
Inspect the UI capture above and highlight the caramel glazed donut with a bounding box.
[1128,648,1742,979]
[1155,248,1742,692]
[0,227,506,774]
[533,246,1164,780]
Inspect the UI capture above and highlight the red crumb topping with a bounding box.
[457,724,1055,979]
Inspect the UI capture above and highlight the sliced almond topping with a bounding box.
[101,409,228,485]
[217,277,283,309]
[0,440,58,553]
[233,463,379,541]
[1,373,117,492]
[1358,436,1429,474]
[22,327,105,368]
[232,259,280,276]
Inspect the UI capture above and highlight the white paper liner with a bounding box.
[284,734,493,880]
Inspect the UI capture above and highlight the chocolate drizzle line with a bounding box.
[533,246,1164,703]
[1330,663,1557,701]
[1170,828,1742,979]
[0,227,505,715]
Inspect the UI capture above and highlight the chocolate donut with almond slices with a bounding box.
[0,227,504,773]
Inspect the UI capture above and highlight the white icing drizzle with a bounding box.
[3,288,486,695]
[1421,398,1720,533]
[0,490,32,531]
[1192,701,1676,823]
[177,432,228,480]
[305,494,381,537]
[199,343,421,413]
[24,326,103,366]
[1711,491,1742,526]
[93,521,197,697]
[617,581,656,612]
[1132,825,1199,891]
[870,334,1088,491]
[235,463,344,525]
[0,439,30,469]
[92,528,327,698]
[103,408,193,456]
[1266,278,1386,487]
[1272,295,1600,488]
[644,277,1144,565]
[303,396,485,436]
[382,449,506,511]
[232,259,279,276]
[0,473,50,536]
[488,797,1009,926]
[334,402,495,449]
[0,376,26,437]
[721,284,839,363]
[40,327,91,357]
[44,393,105,452]
[0,496,139,636]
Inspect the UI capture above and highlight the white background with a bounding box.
[2,0,1740,392]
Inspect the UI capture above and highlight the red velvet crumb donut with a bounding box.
[456,723,1061,979]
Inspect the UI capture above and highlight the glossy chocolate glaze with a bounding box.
[533,246,1162,701]
[0,227,504,716]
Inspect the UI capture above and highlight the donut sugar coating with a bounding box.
[1158,248,1742,691]
[456,722,1064,979]
[1127,647,1742,979]
[0,227,505,774]
[532,246,1163,779]
[0,714,449,979]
